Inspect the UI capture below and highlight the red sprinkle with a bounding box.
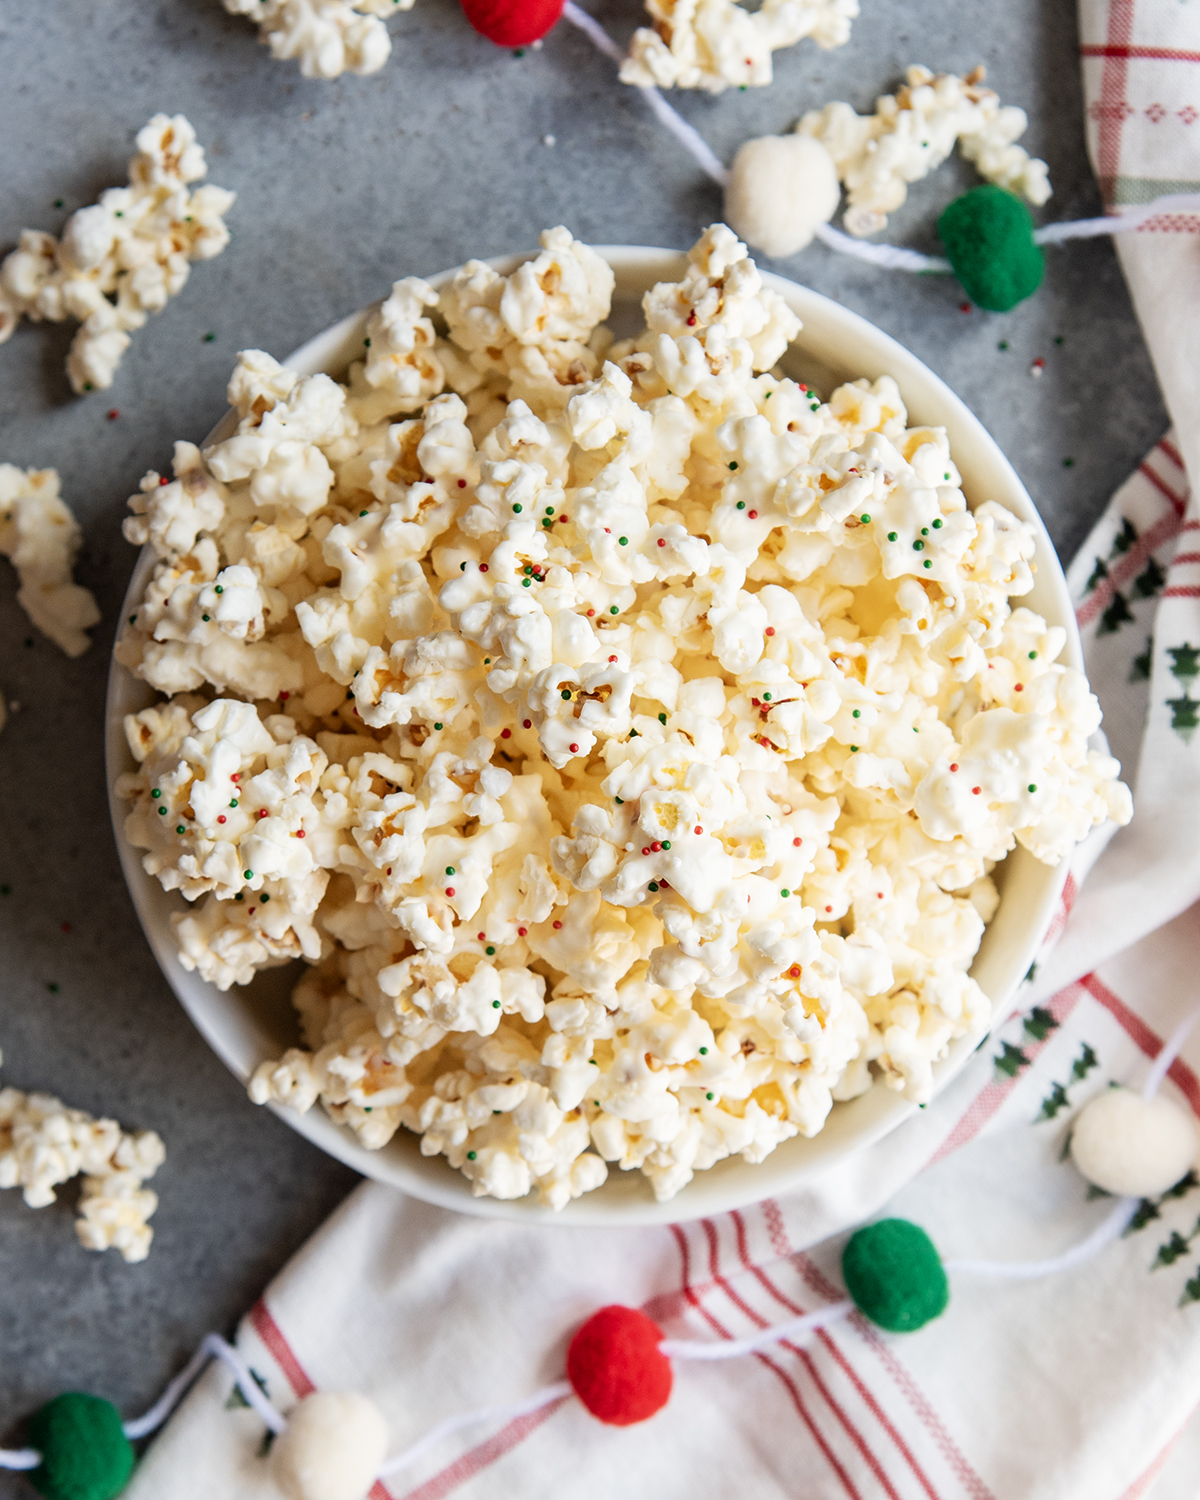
[695,826,703,835]
[877,892,884,899]
[587,609,595,617]
[501,728,512,739]
[523,719,532,729]
[949,763,959,772]
[217,815,226,824]
[61,922,71,934]
[1014,683,1024,692]
[231,773,241,783]
[651,841,662,853]
[657,538,666,548]
[793,837,802,847]
[608,654,617,663]
[518,926,527,936]
[458,479,467,488]
[789,966,801,978]
[569,743,579,753]
[258,809,268,819]
[280,691,289,701]
[446,887,455,896]
[295,830,306,838]
[751,698,761,707]
[686,312,697,326]
[765,627,775,637]
[960,302,971,313]
[660,879,669,888]
[972,786,982,795]
[478,932,486,941]
[479,564,488,572]
[386,867,392,875]
[558,514,569,523]
[158,476,169,486]
[748,510,758,519]
[107,408,119,421]
[553,920,563,930]
[825,905,832,913]
[642,847,651,856]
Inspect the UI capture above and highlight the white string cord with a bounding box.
[377,1379,572,1477]
[943,1195,1140,1280]
[661,1297,854,1360]
[1142,1004,1200,1100]
[559,3,1200,269]
[122,1333,284,1440]
[0,1447,40,1472]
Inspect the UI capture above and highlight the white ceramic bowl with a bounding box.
[106,246,1076,1225]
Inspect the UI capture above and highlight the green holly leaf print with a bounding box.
[995,1041,1030,1078]
[1085,1182,1112,1200]
[1111,517,1138,556]
[1154,1230,1193,1268]
[1036,1080,1071,1120]
[1164,1170,1200,1201]
[1133,557,1166,598]
[1098,591,1135,635]
[1086,556,1109,593]
[1131,638,1153,682]
[1179,1272,1200,1307]
[225,1368,270,1411]
[1125,1200,1162,1235]
[1167,643,1200,681]
[1023,1006,1060,1042]
[1070,1043,1099,1082]
[1167,694,1200,742]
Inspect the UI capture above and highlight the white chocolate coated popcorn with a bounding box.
[798,65,1051,236]
[0,466,101,657]
[117,225,1128,1207]
[0,1053,165,1262]
[621,0,857,93]
[0,116,234,393]
[222,0,403,78]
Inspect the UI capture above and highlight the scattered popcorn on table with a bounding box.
[798,65,1051,237]
[115,224,1129,1206]
[620,0,856,94]
[0,466,101,657]
[221,0,403,78]
[0,115,234,393]
[0,1053,166,1263]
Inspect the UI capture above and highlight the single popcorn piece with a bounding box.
[221,0,403,78]
[0,1052,165,1263]
[115,224,1129,1209]
[0,115,234,392]
[0,465,101,656]
[620,0,857,93]
[798,65,1052,237]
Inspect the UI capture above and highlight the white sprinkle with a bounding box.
[532,37,543,48]
[543,134,556,146]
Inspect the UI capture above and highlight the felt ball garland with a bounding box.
[566,1306,673,1425]
[460,0,563,46]
[27,1395,133,1500]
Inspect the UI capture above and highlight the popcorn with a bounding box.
[0,116,234,392]
[0,1052,165,1262]
[620,0,857,93]
[798,65,1052,237]
[116,224,1129,1208]
[221,0,401,78]
[0,466,101,656]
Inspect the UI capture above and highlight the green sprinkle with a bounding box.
[998,340,1009,351]
[1,887,9,896]
[84,382,93,391]
[850,745,859,752]
[629,728,638,737]
[860,514,871,524]
[513,46,524,54]
[151,789,161,799]
[1063,458,1075,468]
[54,198,64,208]
[661,840,671,850]
[615,797,624,805]
[485,658,491,664]
[48,983,59,993]
[445,867,455,876]
[1028,650,1038,659]
[201,614,210,622]
[364,1107,372,1112]
[932,518,943,528]
[924,559,933,568]
[658,712,667,724]
[434,722,443,730]
[852,709,860,718]
[913,540,924,551]
[728,461,738,471]
[235,893,244,902]
[921,528,929,536]
[467,1150,477,1159]
[364,338,371,347]
[522,577,531,587]
[699,1046,708,1055]
[129,614,137,624]
[562,689,572,701]
[609,606,618,615]
[492,1000,501,1008]
[214,585,223,594]
[736,501,746,510]
[648,881,659,892]
[261,895,270,903]
[486,945,495,955]
[360,509,368,517]
[542,518,552,528]
[706,1091,714,1100]
[545,506,555,516]
[590,1058,599,1065]
[176,825,185,834]
[244,870,253,880]
[158,806,167,815]
[944,473,951,481]
[512,503,522,513]
[1028,784,1037,793]
[887,531,898,542]
[618,536,628,546]
[460,561,467,571]
[763,693,772,702]
[204,332,215,343]
[780,889,790,898]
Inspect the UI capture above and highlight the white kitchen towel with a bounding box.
[122,8,1200,1497]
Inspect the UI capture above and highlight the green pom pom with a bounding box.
[938,184,1044,312]
[28,1394,135,1500]
[842,1218,949,1333]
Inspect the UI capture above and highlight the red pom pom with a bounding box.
[459,0,563,45]
[566,1305,672,1426]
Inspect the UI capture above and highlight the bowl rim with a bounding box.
[106,243,1075,1226]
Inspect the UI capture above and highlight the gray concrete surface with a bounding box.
[0,0,1169,1479]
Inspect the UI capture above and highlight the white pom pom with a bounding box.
[724,135,841,260]
[1069,1087,1199,1198]
[270,1392,389,1500]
